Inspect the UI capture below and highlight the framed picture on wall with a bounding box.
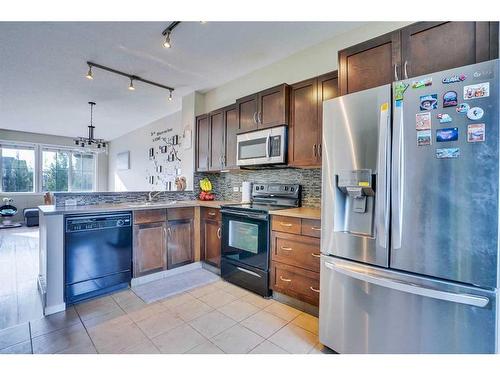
[117,151,130,170]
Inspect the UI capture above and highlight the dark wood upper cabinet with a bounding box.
[288,71,338,167]
[195,114,210,172]
[339,31,401,95]
[339,22,498,95]
[223,104,239,170]
[167,208,194,270]
[236,84,290,133]
[209,109,224,171]
[400,22,498,79]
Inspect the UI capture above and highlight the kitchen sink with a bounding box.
[127,201,178,208]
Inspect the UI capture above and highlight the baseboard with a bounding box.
[131,261,202,287]
[44,302,66,315]
[272,291,319,317]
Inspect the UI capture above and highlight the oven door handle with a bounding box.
[221,209,268,221]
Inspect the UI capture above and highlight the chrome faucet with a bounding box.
[147,191,162,202]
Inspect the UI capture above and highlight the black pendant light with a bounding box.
[74,102,107,152]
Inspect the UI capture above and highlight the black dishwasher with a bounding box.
[65,212,132,304]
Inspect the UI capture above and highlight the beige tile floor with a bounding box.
[0,279,334,354]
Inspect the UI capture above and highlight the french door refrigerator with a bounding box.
[319,59,499,353]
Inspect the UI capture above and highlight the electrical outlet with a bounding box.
[233,186,239,192]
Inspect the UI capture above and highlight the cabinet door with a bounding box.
[223,104,239,170]
[167,219,194,269]
[209,109,224,171]
[196,114,210,171]
[339,31,401,95]
[202,219,221,268]
[257,84,289,129]
[289,78,319,167]
[317,71,339,162]
[401,22,499,79]
[133,222,166,277]
[236,94,258,133]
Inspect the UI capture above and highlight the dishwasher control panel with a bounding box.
[65,213,132,232]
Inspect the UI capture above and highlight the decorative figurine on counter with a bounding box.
[199,177,215,201]
[175,176,187,191]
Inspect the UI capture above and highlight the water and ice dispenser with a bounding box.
[335,169,375,237]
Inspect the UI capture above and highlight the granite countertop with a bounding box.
[38,200,237,215]
[269,207,321,220]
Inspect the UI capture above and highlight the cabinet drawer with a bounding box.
[167,207,194,221]
[271,262,320,306]
[301,219,321,238]
[271,215,301,234]
[201,207,221,221]
[271,232,320,272]
[133,209,166,224]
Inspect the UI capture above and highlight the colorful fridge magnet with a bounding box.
[467,123,485,143]
[436,148,460,159]
[416,112,432,130]
[436,127,459,142]
[442,74,466,84]
[456,103,470,114]
[466,107,484,121]
[411,77,432,89]
[442,91,458,107]
[437,113,452,123]
[420,94,438,110]
[417,130,431,146]
[463,82,490,100]
[394,82,409,101]
[473,71,493,80]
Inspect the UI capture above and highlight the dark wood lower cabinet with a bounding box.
[167,208,194,269]
[202,219,221,267]
[271,262,320,306]
[133,221,167,277]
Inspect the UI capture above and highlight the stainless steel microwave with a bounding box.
[236,125,287,166]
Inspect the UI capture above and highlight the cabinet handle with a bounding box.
[404,60,408,79]
[279,222,293,227]
[253,112,258,124]
[279,276,292,282]
[311,253,321,258]
[311,227,321,231]
[167,227,172,238]
[258,111,262,124]
[394,64,399,81]
[217,227,221,239]
[163,227,167,238]
[313,144,317,157]
[318,144,322,158]
[310,286,320,293]
[208,212,216,216]
[280,246,293,251]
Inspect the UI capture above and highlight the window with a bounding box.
[42,148,96,192]
[0,143,36,192]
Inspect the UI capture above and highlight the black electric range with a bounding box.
[220,183,301,297]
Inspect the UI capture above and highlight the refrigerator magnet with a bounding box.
[420,94,438,111]
[394,82,409,101]
[443,91,458,107]
[436,148,460,159]
[463,82,490,100]
[411,77,432,89]
[467,123,485,143]
[436,127,459,142]
[417,130,431,146]
[437,113,452,123]
[442,74,466,84]
[416,112,432,130]
[456,103,470,114]
[466,107,484,121]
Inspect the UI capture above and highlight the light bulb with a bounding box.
[128,78,135,91]
[168,91,173,101]
[86,66,93,80]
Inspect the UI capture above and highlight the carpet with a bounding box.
[132,268,220,303]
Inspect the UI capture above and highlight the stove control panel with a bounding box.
[252,183,301,199]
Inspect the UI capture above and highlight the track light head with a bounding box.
[168,90,173,101]
[163,32,172,48]
[86,65,93,80]
[128,78,135,91]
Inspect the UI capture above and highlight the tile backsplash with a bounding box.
[54,168,322,208]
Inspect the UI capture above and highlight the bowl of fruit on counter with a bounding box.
[199,177,215,201]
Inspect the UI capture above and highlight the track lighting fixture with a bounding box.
[84,62,174,96]
[161,21,180,49]
[163,32,172,49]
[168,90,173,101]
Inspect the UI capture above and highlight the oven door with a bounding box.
[236,126,286,166]
[221,209,270,270]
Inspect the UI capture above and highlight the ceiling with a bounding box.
[0,21,364,140]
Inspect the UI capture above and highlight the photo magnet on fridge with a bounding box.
[417,130,431,146]
[420,94,438,111]
[467,123,485,143]
[416,112,432,130]
[436,148,460,159]
[466,107,484,121]
[463,82,490,100]
[436,127,459,142]
[442,91,458,107]
[437,113,452,123]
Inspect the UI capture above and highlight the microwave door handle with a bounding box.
[266,134,271,158]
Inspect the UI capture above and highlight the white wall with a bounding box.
[108,110,196,192]
[203,22,412,112]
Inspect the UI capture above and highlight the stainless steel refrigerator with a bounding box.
[319,59,499,353]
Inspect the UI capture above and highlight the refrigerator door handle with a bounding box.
[324,261,490,308]
[391,101,405,250]
[376,103,391,249]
